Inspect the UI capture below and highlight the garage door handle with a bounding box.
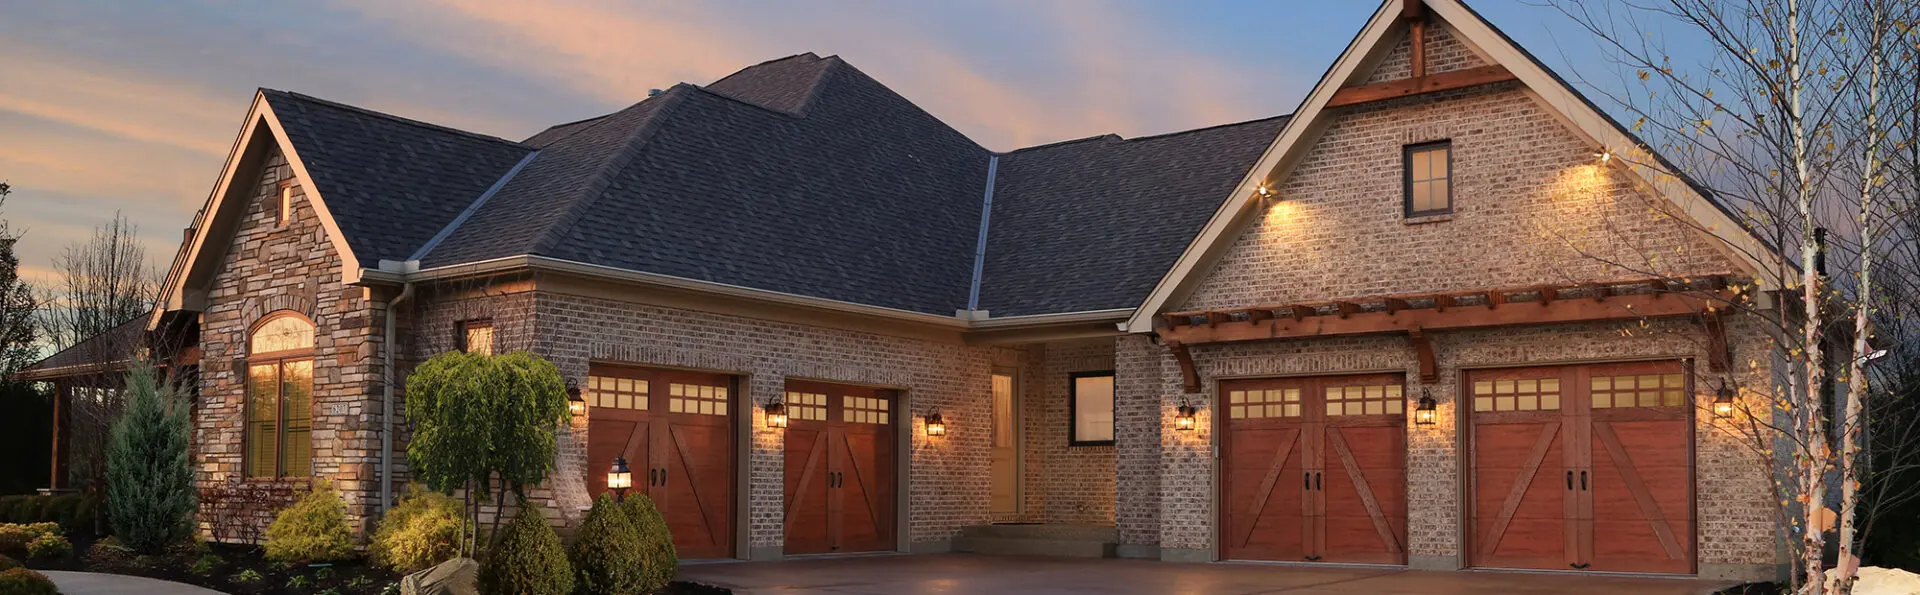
[659,468,668,488]
[1304,472,1311,490]
[1567,471,1573,490]
[647,469,657,486]
[1314,472,1322,491]
[1580,471,1587,491]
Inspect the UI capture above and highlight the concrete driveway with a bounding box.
[680,554,1735,595]
[41,571,227,595]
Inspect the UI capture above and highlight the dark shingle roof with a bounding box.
[18,317,145,380]
[271,53,1289,318]
[977,116,1290,316]
[261,90,535,263]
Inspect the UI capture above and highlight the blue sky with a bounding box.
[0,0,1682,285]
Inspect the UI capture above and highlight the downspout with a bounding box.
[380,261,418,515]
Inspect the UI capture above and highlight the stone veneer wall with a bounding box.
[529,290,1010,556]
[194,147,388,538]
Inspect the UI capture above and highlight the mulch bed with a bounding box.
[26,533,729,594]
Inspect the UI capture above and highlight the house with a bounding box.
[36,0,1790,581]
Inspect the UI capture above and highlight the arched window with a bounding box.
[246,311,314,479]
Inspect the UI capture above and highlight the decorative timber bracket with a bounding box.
[1167,341,1201,394]
[1325,0,1518,109]
[1408,326,1438,383]
[1698,308,1731,373]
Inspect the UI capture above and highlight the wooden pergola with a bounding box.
[1154,276,1745,392]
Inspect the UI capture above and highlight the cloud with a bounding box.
[0,40,242,156]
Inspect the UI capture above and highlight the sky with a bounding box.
[0,0,1682,288]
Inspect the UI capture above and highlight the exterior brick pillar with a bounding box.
[1113,335,1164,558]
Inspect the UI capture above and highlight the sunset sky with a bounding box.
[0,1,1679,287]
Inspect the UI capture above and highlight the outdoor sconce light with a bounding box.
[764,399,788,429]
[1595,150,1613,163]
[607,456,632,502]
[1414,388,1438,426]
[1174,401,1198,432]
[566,380,587,417]
[1713,383,1736,419]
[923,411,947,437]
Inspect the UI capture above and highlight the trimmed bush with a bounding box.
[569,495,645,595]
[479,505,572,595]
[0,568,56,595]
[621,494,677,592]
[0,555,16,572]
[106,364,196,554]
[0,525,56,559]
[264,479,355,564]
[370,487,463,573]
[23,534,66,560]
[87,536,132,567]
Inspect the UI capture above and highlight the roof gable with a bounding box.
[1121,0,1785,333]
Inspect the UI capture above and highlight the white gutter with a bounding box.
[967,308,1133,329]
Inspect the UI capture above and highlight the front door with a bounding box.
[1467,361,1694,574]
[585,365,736,559]
[989,371,1020,518]
[1221,374,1407,564]
[783,381,897,554]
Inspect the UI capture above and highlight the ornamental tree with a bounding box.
[105,363,194,554]
[405,350,571,555]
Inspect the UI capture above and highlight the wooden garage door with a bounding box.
[585,365,736,559]
[1222,374,1406,564]
[783,380,897,555]
[1467,361,1693,574]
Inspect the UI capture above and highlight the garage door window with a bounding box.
[1590,374,1685,408]
[1070,372,1115,446]
[1472,377,1562,412]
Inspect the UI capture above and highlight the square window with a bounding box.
[1388,400,1403,415]
[1474,381,1493,395]
[1284,404,1300,417]
[1326,403,1342,416]
[1284,389,1300,402]
[1542,394,1560,410]
[1230,406,1245,419]
[1404,142,1453,217]
[1475,396,1493,411]
[1230,391,1245,404]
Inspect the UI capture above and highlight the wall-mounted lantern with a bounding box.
[1414,388,1438,426]
[566,379,587,417]
[1713,383,1736,419]
[607,456,632,502]
[923,411,947,437]
[1174,403,1198,432]
[764,399,788,429]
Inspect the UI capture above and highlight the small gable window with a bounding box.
[1404,141,1452,217]
[460,319,494,355]
[277,180,295,227]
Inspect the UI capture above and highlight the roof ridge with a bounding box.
[680,84,811,119]
[525,112,618,144]
[820,59,989,153]
[1003,133,1123,154]
[1124,113,1294,142]
[529,84,694,256]
[265,89,529,148]
[706,52,824,89]
[787,55,841,116]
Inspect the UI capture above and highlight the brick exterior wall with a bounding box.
[1119,23,1782,578]
[528,291,1006,553]
[1027,339,1117,525]
[1113,335,1164,552]
[194,147,388,538]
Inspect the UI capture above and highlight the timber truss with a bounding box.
[1155,276,1746,392]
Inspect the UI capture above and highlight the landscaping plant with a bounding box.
[569,495,645,595]
[0,555,15,573]
[0,567,57,595]
[22,534,67,560]
[369,486,463,573]
[621,493,677,592]
[405,350,571,555]
[264,479,355,564]
[478,504,572,595]
[105,362,195,554]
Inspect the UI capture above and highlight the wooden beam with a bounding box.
[1169,342,1201,394]
[1408,326,1438,383]
[1385,298,1411,315]
[1327,65,1517,108]
[1163,313,1186,330]
[1207,311,1232,328]
[1247,309,1274,323]
[1485,291,1505,310]
[1409,19,1427,79]
[1287,305,1307,322]
[1536,286,1557,306]
[1157,289,1733,346]
[1402,0,1424,19]
[1433,294,1456,312]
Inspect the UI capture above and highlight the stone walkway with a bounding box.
[680,554,1736,595]
[42,571,228,595]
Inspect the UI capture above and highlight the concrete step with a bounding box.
[957,523,1119,542]
[953,536,1118,559]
